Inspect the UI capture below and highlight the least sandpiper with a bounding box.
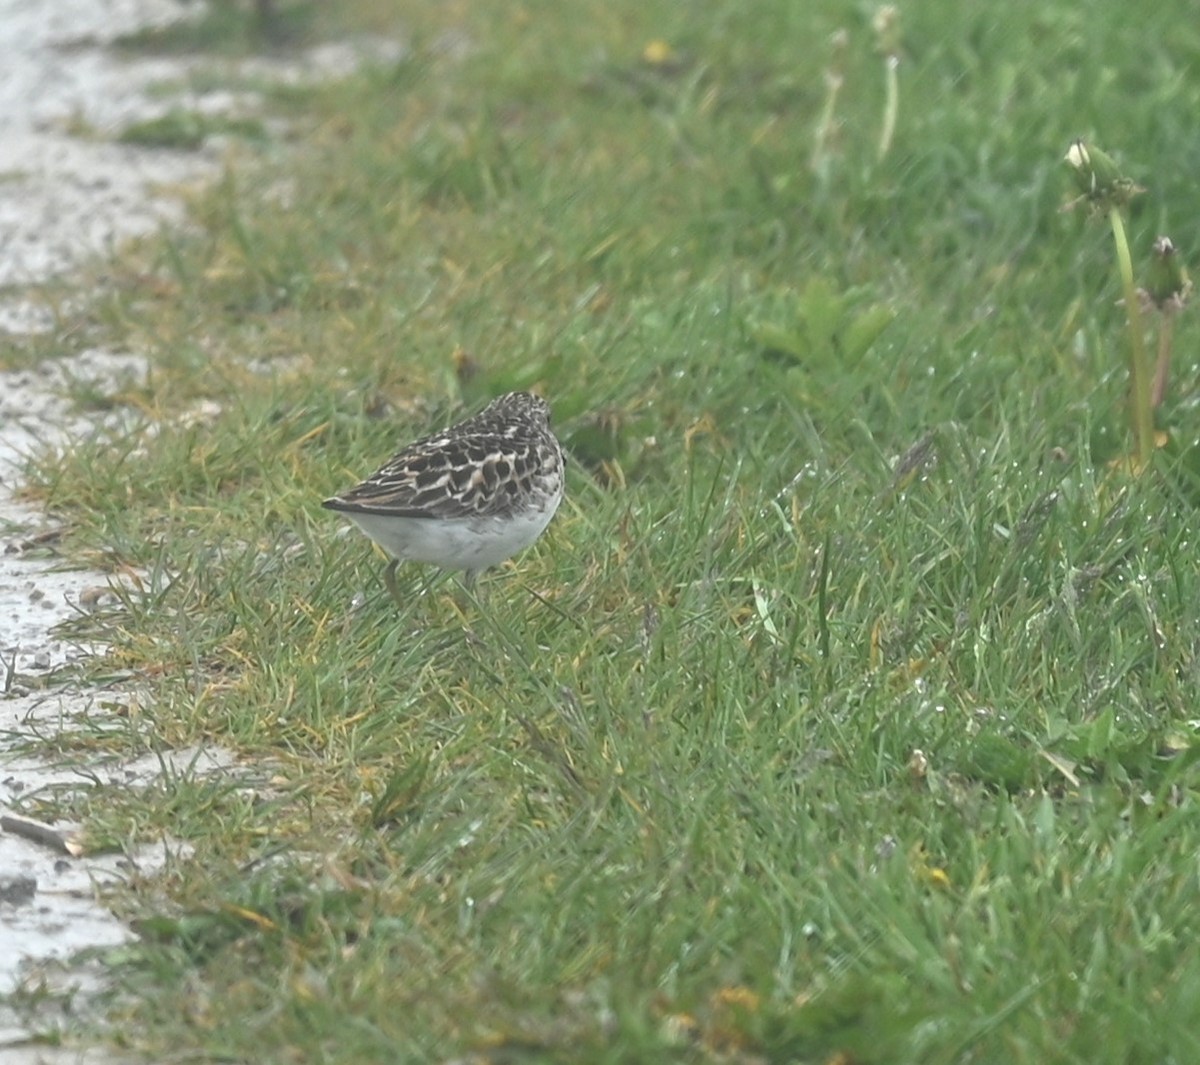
[323,391,565,597]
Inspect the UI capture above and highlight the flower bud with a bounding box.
[1063,139,1141,211]
[873,5,901,58]
[1143,236,1192,313]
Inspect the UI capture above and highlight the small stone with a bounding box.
[0,876,38,906]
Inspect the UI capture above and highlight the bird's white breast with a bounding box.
[346,480,563,574]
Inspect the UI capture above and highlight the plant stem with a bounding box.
[1108,207,1152,465]
[1152,313,1174,409]
[811,75,842,180]
[878,55,898,160]
[812,32,847,181]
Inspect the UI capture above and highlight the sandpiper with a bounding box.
[323,391,565,597]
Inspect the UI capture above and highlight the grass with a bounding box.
[7,0,1200,1061]
[118,109,268,151]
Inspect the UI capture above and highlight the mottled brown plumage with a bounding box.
[323,392,564,588]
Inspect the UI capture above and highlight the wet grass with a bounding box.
[110,0,323,55]
[118,109,269,151]
[10,0,1200,1061]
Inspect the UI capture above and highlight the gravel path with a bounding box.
[0,4,399,1056]
[1,5,224,1057]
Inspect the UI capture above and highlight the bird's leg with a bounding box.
[450,569,478,614]
[383,559,404,607]
[453,569,488,646]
